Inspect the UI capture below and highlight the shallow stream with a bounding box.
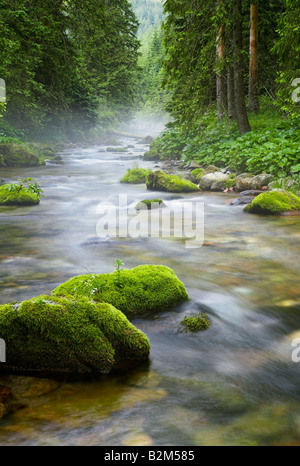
[0,138,300,446]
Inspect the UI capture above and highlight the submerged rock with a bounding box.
[0,295,150,376]
[52,265,189,319]
[231,196,256,206]
[146,171,199,193]
[0,185,40,206]
[120,168,152,184]
[244,190,300,215]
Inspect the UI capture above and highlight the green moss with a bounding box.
[244,190,300,215]
[191,168,205,179]
[224,175,237,189]
[0,185,40,206]
[0,295,150,375]
[52,265,189,319]
[106,147,127,153]
[120,168,152,184]
[136,199,165,210]
[143,148,161,161]
[181,313,211,332]
[146,171,200,193]
[0,144,40,167]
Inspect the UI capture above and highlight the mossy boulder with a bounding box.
[52,265,189,319]
[146,171,200,193]
[136,199,166,210]
[0,185,40,206]
[0,144,40,168]
[180,313,211,332]
[120,168,152,184]
[191,169,205,180]
[0,296,150,376]
[106,147,127,153]
[244,190,300,215]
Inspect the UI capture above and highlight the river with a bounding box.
[0,137,300,446]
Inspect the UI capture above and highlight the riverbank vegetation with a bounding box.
[144,0,300,190]
[0,0,140,145]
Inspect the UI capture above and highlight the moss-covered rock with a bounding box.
[120,168,152,184]
[0,144,40,168]
[244,190,300,215]
[191,169,205,180]
[0,185,40,206]
[180,313,211,332]
[146,171,200,193]
[52,265,189,319]
[136,199,166,210]
[0,295,150,376]
[106,147,127,153]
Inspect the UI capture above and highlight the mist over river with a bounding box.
[0,138,300,446]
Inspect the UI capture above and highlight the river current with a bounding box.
[0,138,300,446]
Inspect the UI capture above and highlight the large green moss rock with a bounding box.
[0,144,40,168]
[244,190,300,215]
[52,265,189,319]
[0,296,150,376]
[0,185,40,206]
[120,168,152,184]
[146,171,200,193]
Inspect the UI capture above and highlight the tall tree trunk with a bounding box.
[227,66,235,122]
[216,23,227,120]
[248,0,260,112]
[233,0,251,134]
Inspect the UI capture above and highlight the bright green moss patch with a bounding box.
[146,171,200,193]
[244,190,300,215]
[181,313,211,332]
[0,295,150,375]
[120,168,152,184]
[191,168,205,180]
[0,185,40,206]
[136,199,165,210]
[52,265,189,319]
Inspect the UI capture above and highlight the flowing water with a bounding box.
[0,138,300,446]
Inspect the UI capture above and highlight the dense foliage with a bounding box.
[0,0,140,139]
[147,0,300,181]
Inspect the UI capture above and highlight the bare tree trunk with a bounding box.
[233,0,251,134]
[248,1,260,112]
[227,66,235,122]
[216,23,227,120]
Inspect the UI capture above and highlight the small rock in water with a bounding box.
[230,196,256,206]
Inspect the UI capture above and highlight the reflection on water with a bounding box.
[0,139,300,446]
